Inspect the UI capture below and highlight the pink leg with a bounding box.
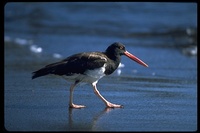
[69,81,86,109]
[91,82,123,108]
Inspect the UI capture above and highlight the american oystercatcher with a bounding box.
[32,42,148,108]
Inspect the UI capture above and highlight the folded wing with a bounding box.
[32,52,107,79]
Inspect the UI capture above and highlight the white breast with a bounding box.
[62,64,106,84]
[85,64,106,79]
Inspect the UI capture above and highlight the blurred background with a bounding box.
[4,2,197,131]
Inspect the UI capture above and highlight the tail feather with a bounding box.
[32,67,52,79]
[32,59,68,79]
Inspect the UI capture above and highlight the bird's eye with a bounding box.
[119,46,124,50]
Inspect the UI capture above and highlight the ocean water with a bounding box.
[4,2,197,131]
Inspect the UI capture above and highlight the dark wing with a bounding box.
[32,52,107,79]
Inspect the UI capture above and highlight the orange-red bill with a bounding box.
[124,51,148,67]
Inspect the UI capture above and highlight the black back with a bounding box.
[32,42,125,79]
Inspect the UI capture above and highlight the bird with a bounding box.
[32,42,148,109]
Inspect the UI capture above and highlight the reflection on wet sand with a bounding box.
[68,107,115,131]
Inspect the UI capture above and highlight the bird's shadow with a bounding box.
[67,107,119,131]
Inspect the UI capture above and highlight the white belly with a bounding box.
[62,64,106,83]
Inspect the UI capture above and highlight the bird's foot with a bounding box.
[69,103,86,109]
[106,102,123,108]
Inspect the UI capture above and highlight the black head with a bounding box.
[105,42,149,67]
[105,42,126,56]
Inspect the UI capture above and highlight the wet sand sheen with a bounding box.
[4,2,197,131]
[4,41,197,131]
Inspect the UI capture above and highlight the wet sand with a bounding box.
[4,2,197,131]
[4,42,197,131]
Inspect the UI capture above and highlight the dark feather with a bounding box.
[32,52,107,79]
